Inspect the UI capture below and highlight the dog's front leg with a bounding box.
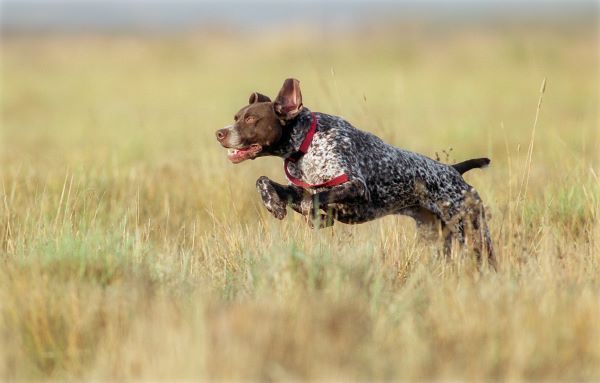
[298,178,369,228]
[256,176,303,220]
[304,178,370,213]
[256,176,333,228]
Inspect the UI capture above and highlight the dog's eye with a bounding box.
[245,116,257,124]
[234,115,239,122]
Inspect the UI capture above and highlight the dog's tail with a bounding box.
[452,158,491,175]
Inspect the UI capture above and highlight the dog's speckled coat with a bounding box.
[217,79,495,267]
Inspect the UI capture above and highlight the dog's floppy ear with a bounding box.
[274,78,303,120]
[249,92,271,104]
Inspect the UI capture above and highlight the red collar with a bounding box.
[284,112,349,188]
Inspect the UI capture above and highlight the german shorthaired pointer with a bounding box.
[216,78,495,268]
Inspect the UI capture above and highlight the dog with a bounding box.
[216,78,495,268]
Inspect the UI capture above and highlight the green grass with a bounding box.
[1,26,599,381]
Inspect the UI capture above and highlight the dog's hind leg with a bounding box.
[465,203,497,271]
[425,191,496,270]
[399,206,443,243]
[416,199,466,260]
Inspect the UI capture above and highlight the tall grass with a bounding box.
[1,27,599,380]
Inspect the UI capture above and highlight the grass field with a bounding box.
[1,25,599,381]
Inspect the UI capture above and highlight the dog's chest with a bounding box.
[285,132,347,186]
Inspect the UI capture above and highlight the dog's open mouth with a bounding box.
[227,144,262,163]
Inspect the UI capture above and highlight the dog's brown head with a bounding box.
[216,78,302,163]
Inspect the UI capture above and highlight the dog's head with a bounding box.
[216,78,303,163]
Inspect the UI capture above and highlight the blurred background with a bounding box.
[2,0,597,143]
[2,0,597,184]
[2,1,597,34]
[2,0,597,220]
[1,1,599,381]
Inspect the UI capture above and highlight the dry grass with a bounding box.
[1,26,599,381]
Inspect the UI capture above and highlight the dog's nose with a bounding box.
[216,129,228,142]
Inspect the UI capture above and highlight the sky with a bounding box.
[1,0,597,33]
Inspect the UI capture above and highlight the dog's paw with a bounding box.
[262,196,287,220]
[269,203,287,220]
[256,177,287,220]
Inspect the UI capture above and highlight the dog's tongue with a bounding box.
[227,147,254,162]
[226,144,261,163]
